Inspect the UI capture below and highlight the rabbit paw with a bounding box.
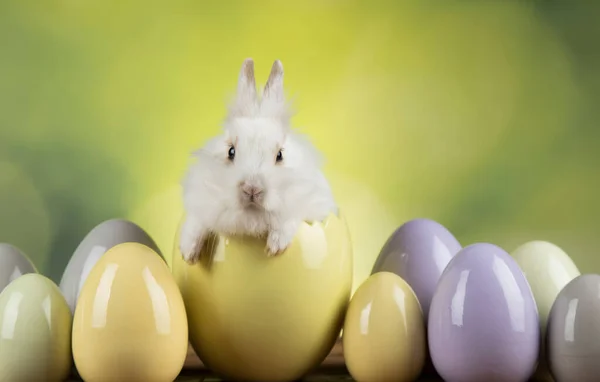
[180,231,205,265]
[265,223,297,257]
[265,233,290,256]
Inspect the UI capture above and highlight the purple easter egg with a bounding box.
[428,243,539,382]
[371,218,462,318]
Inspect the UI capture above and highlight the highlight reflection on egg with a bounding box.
[547,274,600,382]
[428,243,539,382]
[343,272,426,382]
[171,213,353,382]
[59,218,162,314]
[0,273,72,382]
[0,243,37,293]
[72,242,187,382]
[512,240,580,381]
[371,218,461,318]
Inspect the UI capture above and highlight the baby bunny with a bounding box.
[179,58,338,264]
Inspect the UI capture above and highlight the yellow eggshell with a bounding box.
[343,271,426,382]
[0,273,72,382]
[73,242,188,382]
[171,213,353,382]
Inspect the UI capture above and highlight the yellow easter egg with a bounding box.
[72,242,188,382]
[343,272,426,382]
[0,273,72,382]
[171,213,353,381]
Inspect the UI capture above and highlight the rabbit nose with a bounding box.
[240,181,264,198]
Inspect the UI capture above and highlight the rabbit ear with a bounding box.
[233,58,257,112]
[263,60,284,102]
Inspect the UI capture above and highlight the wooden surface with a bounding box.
[66,341,541,381]
[176,340,443,381]
[69,340,443,381]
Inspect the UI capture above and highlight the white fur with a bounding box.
[180,59,337,263]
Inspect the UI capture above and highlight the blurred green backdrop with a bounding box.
[0,0,598,293]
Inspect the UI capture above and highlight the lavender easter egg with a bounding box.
[371,218,461,318]
[428,243,539,382]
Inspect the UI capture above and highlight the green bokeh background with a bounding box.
[0,1,598,292]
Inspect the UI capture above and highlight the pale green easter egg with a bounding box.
[512,240,581,381]
[0,274,72,382]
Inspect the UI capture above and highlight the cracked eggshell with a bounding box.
[171,213,353,382]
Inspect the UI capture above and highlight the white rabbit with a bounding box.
[179,58,338,264]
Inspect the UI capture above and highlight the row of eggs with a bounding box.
[345,218,593,382]
[0,214,355,382]
[0,220,189,382]
[0,214,596,382]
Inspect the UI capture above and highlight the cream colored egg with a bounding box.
[512,240,581,381]
[343,271,426,382]
[171,213,353,382]
[72,242,188,382]
[0,273,72,382]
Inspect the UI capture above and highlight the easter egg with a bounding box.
[59,218,162,314]
[428,243,539,382]
[0,273,71,382]
[72,242,187,382]
[343,271,426,382]
[371,218,461,318]
[512,240,580,381]
[0,243,37,293]
[171,213,353,382]
[547,274,600,382]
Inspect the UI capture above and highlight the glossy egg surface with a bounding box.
[512,240,579,329]
[371,218,461,318]
[60,219,162,314]
[343,271,426,382]
[0,273,71,382]
[547,274,600,382]
[512,240,580,381]
[171,213,353,382]
[428,243,539,382]
[72,242,187,382]
[0,243,37,293]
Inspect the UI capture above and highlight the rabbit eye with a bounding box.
[276,149,283,163]
[228,146,235,161]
